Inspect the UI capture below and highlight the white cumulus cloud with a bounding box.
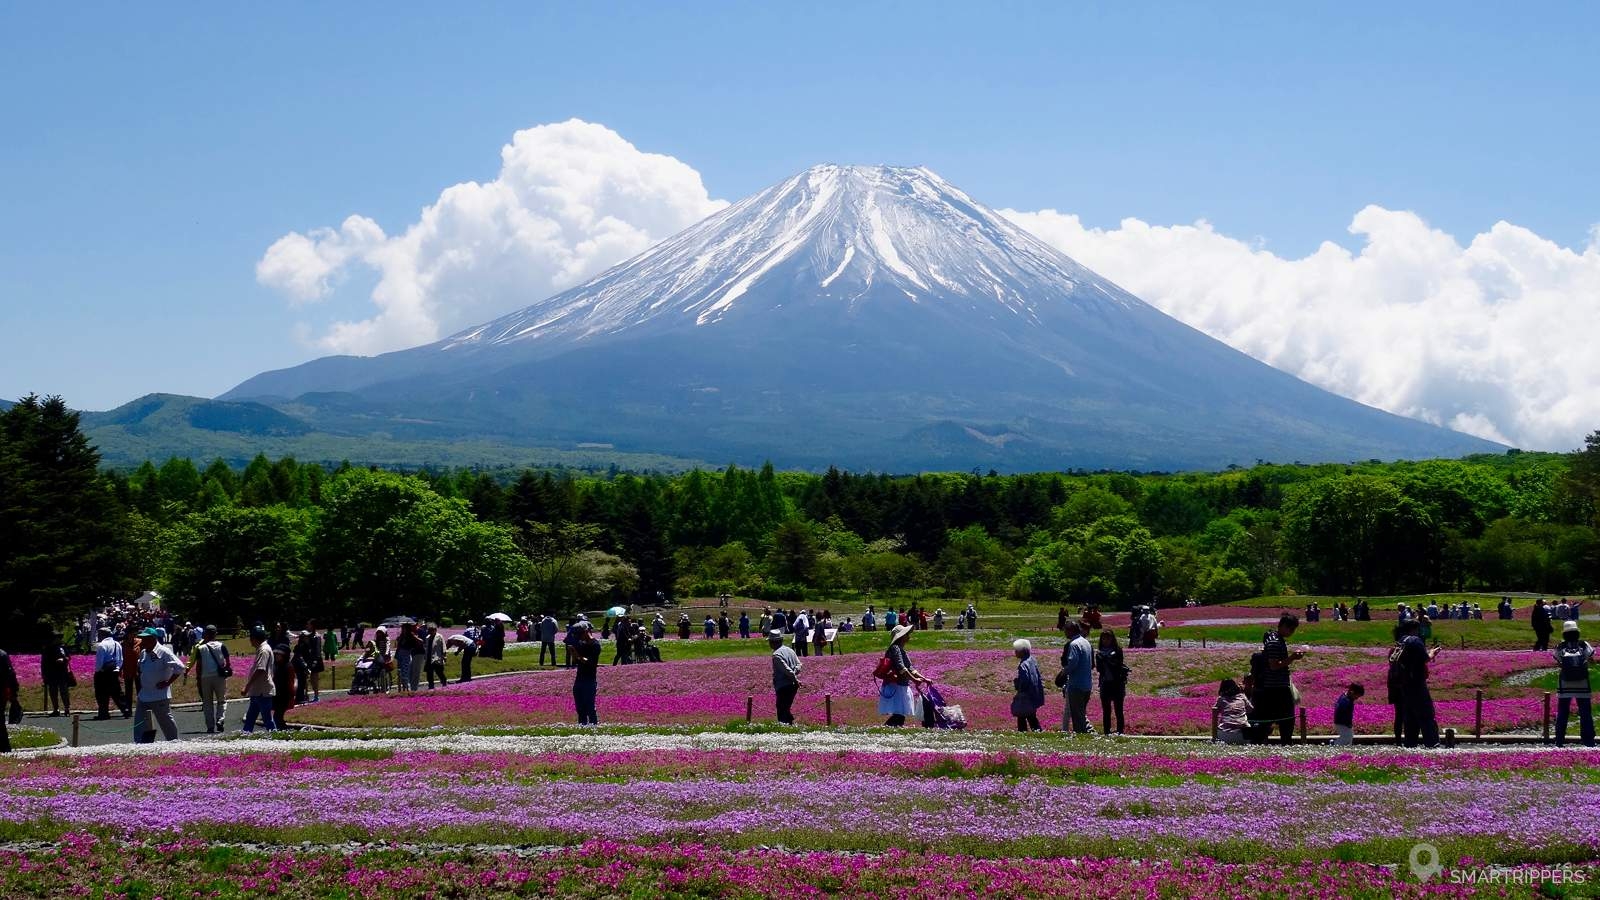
[1003,206,1600,451]
[256,119,726,355]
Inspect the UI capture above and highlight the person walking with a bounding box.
[1060,622,1094,735]
[770,630,802,725]
[458,624,478,684]
[119,629,139,718]
[877,624,926,726]
[91,627,127,719]
[40,636,72,716]
[1532,599,1554,652]
[793,610,811,658]
[1553,620,1596,747]
[572,623,601,726]
[322,626,339,670]
[539,614,559,667]
[1095,629,1129,735]
[0,647,19,754]
[1397,619,1441,748]
[186,625,231,734]
[131,627,185,743]
[240,626,277,733]
[272,643,297,727]
[422,624,448,689]
[1332,683,1364,746]
[739,610,751,640]
[1386,626,1407,744]
[394,623,419,694]
[1011,639,1045,732]
[305,622,327,701]
[1252,613,1303,745]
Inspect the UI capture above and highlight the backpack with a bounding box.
[1557,643,1591,686]
[1386,644,1405,694]
[872,655,895,682]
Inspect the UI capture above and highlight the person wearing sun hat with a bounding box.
[1553,620,1595,747]
[131,626,185,743]
[878,623,927,726]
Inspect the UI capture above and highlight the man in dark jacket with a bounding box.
[1532,599,1553,651]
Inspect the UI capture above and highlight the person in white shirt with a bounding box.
[240,626,278,733]
[132,627,185,743]
[185,625,231,734]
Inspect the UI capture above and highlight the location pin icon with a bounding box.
[1409,843,1443,881]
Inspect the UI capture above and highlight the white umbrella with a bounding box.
[486,612,512,622]
[607,606,628,617]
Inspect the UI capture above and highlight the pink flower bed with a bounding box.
[296,645,1556,735]
[8,654,98,687]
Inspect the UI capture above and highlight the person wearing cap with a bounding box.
[1011,639,1045,732]
[571,623,602,725]
[1554,621,1595,747]
[770,631,802,725]
[92,627,127,720]
[185,625,231,734]
[240,626,277,733]
[878,623,926,726]
[132,626,185,743]
[422,624,448,689]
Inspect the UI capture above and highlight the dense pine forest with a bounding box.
[3,394,1598,647]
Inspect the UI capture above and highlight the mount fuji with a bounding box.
[219,164,1499,471]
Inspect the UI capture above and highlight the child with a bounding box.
[1332,682,1365,745]
[1214,678,1252,744]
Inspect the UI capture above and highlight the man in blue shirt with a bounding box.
[132,627,185,743]
[1061,622,1094,735]
[92,627,128,720]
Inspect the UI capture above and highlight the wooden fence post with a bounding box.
[1210,707,1219,742]
[746,695,754,724]
[1201,636,1206,649]
[1474,689,1483,741]
[825,694,833,726]
[1543,692,1552,742]
[1177,638,1182,649]
[71,713,80,748]
[1298,706,1308,743]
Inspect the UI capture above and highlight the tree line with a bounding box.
[3,393,1599,649]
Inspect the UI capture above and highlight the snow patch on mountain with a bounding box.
[440,164,1133,350]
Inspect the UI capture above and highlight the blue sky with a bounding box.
[1,2,1597,442]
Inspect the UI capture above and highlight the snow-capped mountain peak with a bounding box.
[443,164,1126,349]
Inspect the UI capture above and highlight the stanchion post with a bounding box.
[746,695,754,724]
[825,694,833,726]
[1444,727,1456,748]
[332,665,337,691]
[1460,634,1465,650]
[1201,636,1206,649]
[1211,707,1219,742]
[1298,707,1308,743]
[1474,689,1483,741]
[71,713,80,748]
[1543,692,1552,742]
[1177,638,1182,649]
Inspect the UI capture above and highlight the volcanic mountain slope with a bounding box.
[223,164,1500,471]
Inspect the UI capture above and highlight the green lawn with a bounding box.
[6,726,60,750]
[1224,593,1593,611]
[1163,617,1536,650]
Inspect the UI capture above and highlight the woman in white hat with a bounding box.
[877,623,926,726]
